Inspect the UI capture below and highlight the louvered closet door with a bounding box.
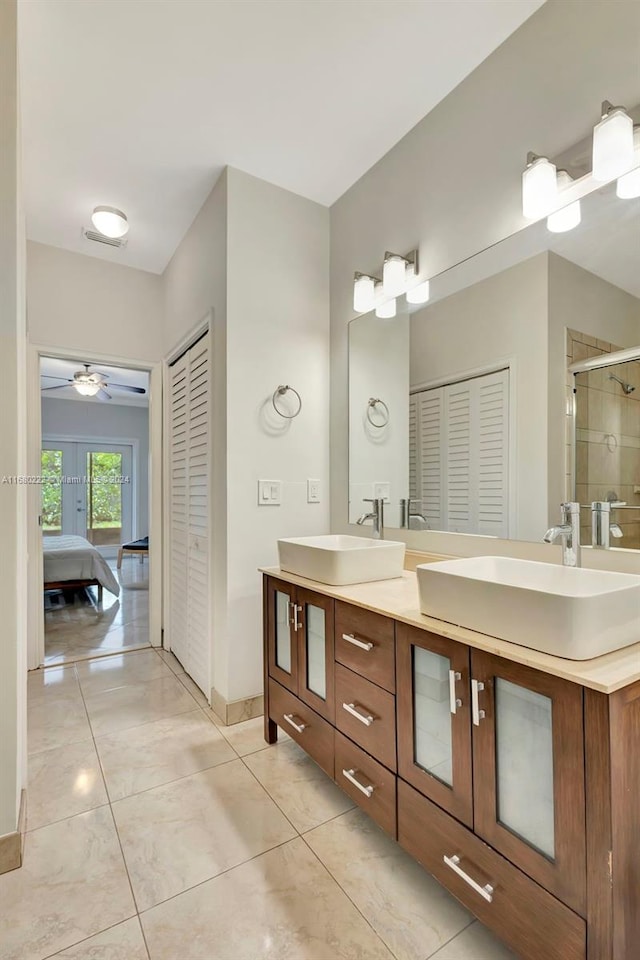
[444,382,472,533]
[418,390,443,529]
[475,370,509,537]
[168,334,211,699]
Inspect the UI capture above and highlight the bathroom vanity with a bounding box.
[261,566,640,960]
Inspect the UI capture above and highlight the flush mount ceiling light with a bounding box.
[406,279,430,305]
[91,206,129,239]
[353,272,379,313]
[617,127,640,198]
[382,250,418,297]
[522,153,557,219]
[547,171,581,233]
[592,101,634,182]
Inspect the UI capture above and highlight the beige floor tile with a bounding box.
[76,649,172,696]
[306,808,472,960]
[83,675,196,737]
[155,649,185,676]
[0,807,135,960]
[27,665,80,702]
[112,760,296,911]
[245,739,354,832]
[96,709,235,800]
[141,836,393,960]
[28,694,92,756]
[174,671,210,708]
[52,918,148,959]
[428,920,518,959]
[100,621,150,650]
[213,714,289,757]
[27,739,108,831]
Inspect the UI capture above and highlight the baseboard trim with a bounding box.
[211,689,263,726]
[0,789,26,875]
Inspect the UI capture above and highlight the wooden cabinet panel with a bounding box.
[335,602,396,693]
[471,651,586,917]
[398,780,586,960]
[268,678,334,779]
[297,587,335,723]
[335,663,396,771]
[334,731,397,838]
[266,577,298,694]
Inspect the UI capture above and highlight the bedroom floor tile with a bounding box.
[83,675,196,737]
[27,739,108,831]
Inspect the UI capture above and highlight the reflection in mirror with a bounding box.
[348,177,640,546]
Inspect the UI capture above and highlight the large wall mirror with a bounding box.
[348,178,640,548]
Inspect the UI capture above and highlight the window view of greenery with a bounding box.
[41,449,63,534]
[86,451,123,546]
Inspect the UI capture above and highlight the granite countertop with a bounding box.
[260,565,640,695]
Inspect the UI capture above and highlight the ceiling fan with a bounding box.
[41,364,146,401]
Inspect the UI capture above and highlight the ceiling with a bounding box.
[18,0,544,274]
[40,357,149,407]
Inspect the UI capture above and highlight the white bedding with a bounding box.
[43,535,120,597]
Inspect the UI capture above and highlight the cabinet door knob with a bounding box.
[342,701,375,726]
[342,633,374,652]
[283,713,306,734]
[342,767,375,798]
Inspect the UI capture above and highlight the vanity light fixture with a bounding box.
[382,249,418,297]
[353,272,379,313]
[616,127,640,198]
[522,153,557,219]
[406,279,430,304]
[546,171,581,233]
[376,297,396,319]
[592,101,634,182]
[91,206,129,239]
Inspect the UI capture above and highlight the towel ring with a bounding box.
[272,384,302,419]
[367,397,389,428]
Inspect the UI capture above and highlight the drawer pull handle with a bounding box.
[449,669,462,715]
[444,854,494,903]
[471,679,486,726]
[283,713,306,734]
[342,767,375,798]
[342,633,374,652]
[293,604,303,632]
[342,701,375,726]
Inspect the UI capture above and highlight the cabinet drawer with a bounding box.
[398,780,586,960]
[335,663,396,771]
[335,731,397,838]
[335,602,395,693]
[268,679,334,778]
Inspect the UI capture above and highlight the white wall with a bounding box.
[41,397,150,537]
[0,0,26,840]
[27,241,163,362]
[411,254,549,540]
[330,0,640,554]
[348,311,409,527]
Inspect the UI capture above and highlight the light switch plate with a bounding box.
[307,479,321,503]
[258,480,282,505]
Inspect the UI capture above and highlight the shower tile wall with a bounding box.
[568,329,640,549]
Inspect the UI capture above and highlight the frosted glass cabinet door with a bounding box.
[266,578,297,694]
[298,587,335,723]
[471,651,586,916]
[397,624,473,827]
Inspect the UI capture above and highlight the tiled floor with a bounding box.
[7,647,519,960]
[44,557,149,665]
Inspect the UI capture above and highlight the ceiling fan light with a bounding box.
[91,206,129,239]
[592,104,634,181]
[74,381,101,397]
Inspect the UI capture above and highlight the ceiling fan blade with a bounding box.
[109,383,146,394]
[41,384,73,392]
[93,371,111,378]
[40,376,73,383]
[97,387,112,401]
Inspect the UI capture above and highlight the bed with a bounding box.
[43,535,120,603]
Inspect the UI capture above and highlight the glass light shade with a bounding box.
[376,298,396,319]
[406,280,430,304]
[617,166,640,199]
[522,157,557,219]
[592,108,634,181]
[547,200,581,233]
[383,255,407,297]
[353,275,376,313]
[91,206,129,239]
[74,381,100,397]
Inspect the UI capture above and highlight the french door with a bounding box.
[41,440,133,557]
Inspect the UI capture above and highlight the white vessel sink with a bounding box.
[278,535,406,586]
[417,556,640,660]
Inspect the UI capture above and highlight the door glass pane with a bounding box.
[305,603,326,700]
[41,449,63,535]
[275,590,291,673]
[413,646,453,786]
[85,451,123,546]
[495,678,555,859]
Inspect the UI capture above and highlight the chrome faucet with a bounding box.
[591,501,624,549]
[357,498,384,539]
[400,498,428,529]
[544,502,581,567]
